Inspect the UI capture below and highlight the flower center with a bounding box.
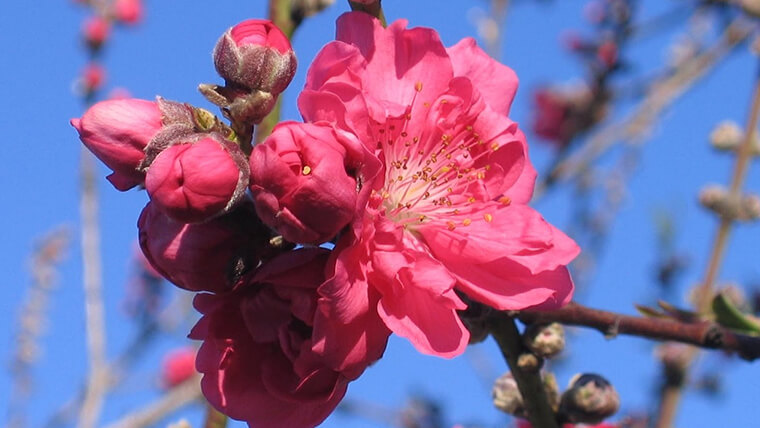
[372,82,502,228]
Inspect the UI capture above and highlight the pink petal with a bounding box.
[447,37,519,115]
[375,253,468,357]
[335,12,454,121]
[449,260,575,310]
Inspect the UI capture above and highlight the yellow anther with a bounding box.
[463,218,472,226]
[491,143,500,151]
[302,165,312,175]
[499,196,512,205]
[441,166,452,173]
[447,221,456,230]
[468,197,476,203]
[415,81,423,92]
[484,213,493,223]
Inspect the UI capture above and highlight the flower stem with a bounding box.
[348,1,386,27]
[489,312,559,428]
[255,0,296,144]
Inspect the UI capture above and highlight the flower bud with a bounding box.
[72,98,162,190]
[82,16,110,50]
[523,322,566,358]
[492,372,559,417]
[114,0,143,25]
[138,199,271,293]
[250,122,365,244]
[492,372,523,416]
[559,373,620,424]
[699,185,760,222]
[161,347,196,388]
[213,19,296,95]
[145,134,250,223]
[81,63,106,94]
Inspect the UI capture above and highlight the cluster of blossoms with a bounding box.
[73,11,579,428]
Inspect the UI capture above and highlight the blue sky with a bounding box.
[1,0,759,427]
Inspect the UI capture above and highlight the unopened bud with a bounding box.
[82,16,110,51]
[145,134,250,223]
[710,121,743,150]
[80,63,105,95]
[655,343,691,387]
[699,185,760,222]
[493,372,523,415]
[559,373,619,424]
[492,372,559,417]
[213,19,296,95]
[709,120,760,154]
[517,353,543,372]
[523,322,565,358]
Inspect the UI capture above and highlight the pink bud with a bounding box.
[213,19,296,95]
[71,98,162,190]
[82,16,110,50]
[138,199,270,293]
[82,63,105,94]
[161,348,196,388]
[145,135,250,223]
[114,0,142,25]
[250,122,365,244]
[597,40,618,68]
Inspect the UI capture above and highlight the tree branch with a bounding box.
[489,312,560,428]
[517,302,760,361]
[102,377,202,428]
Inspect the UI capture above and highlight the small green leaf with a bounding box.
[712,292,760,336]
[635,304,666,318]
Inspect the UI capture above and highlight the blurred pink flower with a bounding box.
[81,63,105,94]
[532,88,574,144]
[300,12,579,359]
[114,0,143,25]
[190,249,358,428]
[82,16,110,49]
[71,98,161,190]
[161,347,196,388]
[250,121,380,244]
[145,135,250,223]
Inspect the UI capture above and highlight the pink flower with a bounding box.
[138,199,271,293]
[71,98,161,190]
[532,88,574,144]
[82,16,110,49]
[145,134,250,223]
[161,347,197,388]
[190,249,356,428]
[299,12,579,359]
[114,0,143,25]
[214,19,296,95]
[250,121,380,244]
